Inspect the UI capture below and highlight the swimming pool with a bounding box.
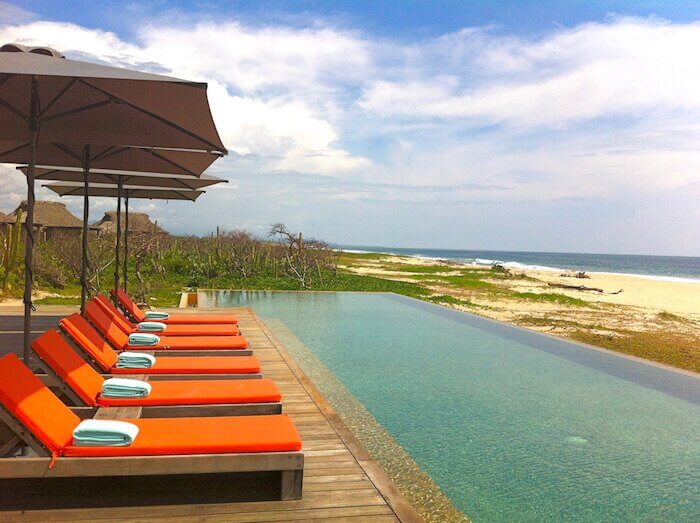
[200,290,700,521]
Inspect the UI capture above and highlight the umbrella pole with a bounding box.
[22,77,39,363]
[80,145,91,317]
[114,180,122,308]
[123,195,129,294]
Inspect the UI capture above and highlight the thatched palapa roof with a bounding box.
[92,211,167,235]
[10,201,83,228]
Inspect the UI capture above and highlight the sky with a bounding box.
[1,1,699,256]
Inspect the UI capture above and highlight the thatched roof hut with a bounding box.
[92,211,168,236]
[5,201,86,239]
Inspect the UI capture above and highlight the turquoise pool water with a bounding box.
[200,291,700,521]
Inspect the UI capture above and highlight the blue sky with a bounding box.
[1,1,699,255]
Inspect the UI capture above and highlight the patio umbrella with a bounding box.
[43,179,219,301]
[0,43,226,361]
[23,166,224,304]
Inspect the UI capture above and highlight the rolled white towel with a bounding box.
[128,332,160,346]
[137,321,167,332]
[116,352,156,369]
[101,378,152,398]
[144,311,170,321]
[73,419,139,446]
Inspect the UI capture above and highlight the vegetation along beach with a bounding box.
[1,222,696,372]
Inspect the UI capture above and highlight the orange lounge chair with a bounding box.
[60,313,261,378]
[86,301,251,353]
[31,330,280,417]
[0,354,303,504]
[114,288,239,325]
[94,294,239,337]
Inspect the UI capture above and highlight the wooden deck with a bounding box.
[0,307,422,522]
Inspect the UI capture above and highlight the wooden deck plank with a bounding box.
[0,307,421,522]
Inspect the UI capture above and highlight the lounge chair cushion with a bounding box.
[32,331,277,407]
[0,355,80,453]
[127,335,249,351]
[60,313,119,371]
[60,314,260,374]
[114,288,239,325]
[32,329,104,404]
[110,355,261,375]
[63,414,302,456]
[98,378,280,407]
[86,302,249,350]
[95,295,240,336]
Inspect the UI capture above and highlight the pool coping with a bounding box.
[247,307,425,523]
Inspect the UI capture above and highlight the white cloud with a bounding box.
[0,20,371,177]
[1,13,698,253]
[359,18,700,127]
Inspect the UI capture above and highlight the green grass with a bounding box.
[571,329,699,372]
[373,262,462,274]
[427,294,477,307]
[34,296,81,306]
[510,292,589,307]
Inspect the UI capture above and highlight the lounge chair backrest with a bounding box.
[93,295,134,333]
[32,330,104,405]
[0,354,79,453]
[86,301,130,348]
[112,288,146,322]
[60,313,119,371]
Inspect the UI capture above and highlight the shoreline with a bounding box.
[339,248,700,284]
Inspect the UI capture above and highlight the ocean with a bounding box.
[337,245,700,283]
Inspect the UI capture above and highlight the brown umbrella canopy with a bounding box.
[44,182,205,200]
[0,47,226,152]
[0,43,227,360]
[1,142,222,175]
[19,166,227,190]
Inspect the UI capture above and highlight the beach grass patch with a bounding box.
[571,329,699,372]
[511,292,588,307]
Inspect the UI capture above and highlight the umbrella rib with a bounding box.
[79,79,224,153]
[40,98,112,124]
[0,142,28,156]
[172,189,197,201]
[40,78,78,117]
[0,95,28,120]
[53,143,84,162]
[35,169,62,180]
[63,185,83,196]
[92,146,124,162]
[147,149,198,176]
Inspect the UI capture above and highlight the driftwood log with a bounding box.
[548,283,623,294]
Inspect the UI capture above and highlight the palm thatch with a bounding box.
[92,211,168,236]
[10,201,83,228]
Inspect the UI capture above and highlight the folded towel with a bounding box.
[144,311,170,321]
[138,321,167,333]
[116,352,156,369]
[128,332,160,346]
[101,378,152,398]
[73,419,139,446]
